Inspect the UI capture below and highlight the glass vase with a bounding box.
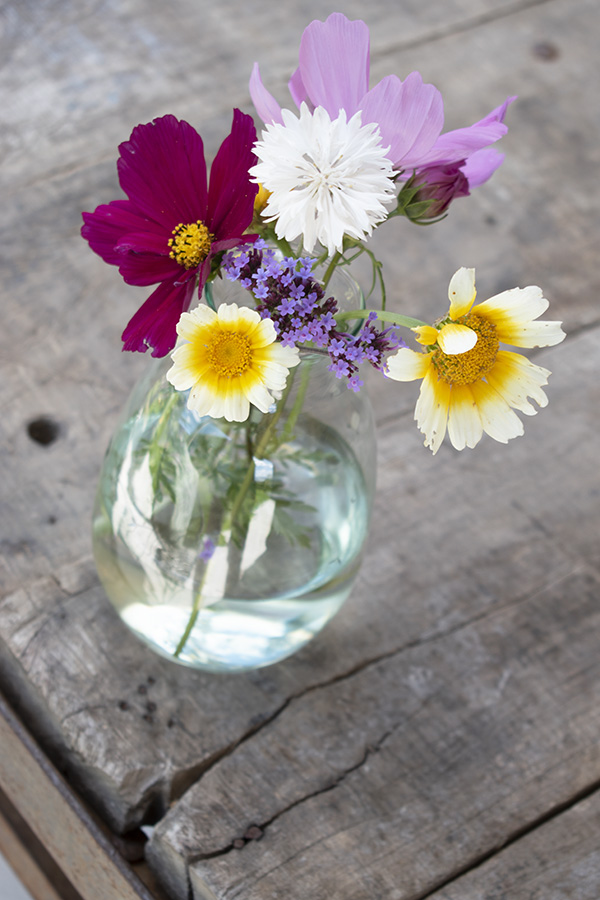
[92,269,377,672]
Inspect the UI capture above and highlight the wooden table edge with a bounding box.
[0,690,169,900]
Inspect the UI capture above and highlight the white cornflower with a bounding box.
[250,103,396,255]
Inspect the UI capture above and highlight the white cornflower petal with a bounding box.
[250,103,396,255]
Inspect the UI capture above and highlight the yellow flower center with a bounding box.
[168,221,213,269]
[253,184,271,216]
[431,314,499,385]
[206,331,253,378]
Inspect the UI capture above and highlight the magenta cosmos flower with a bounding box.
[81,111,258,357]
[250,12,514,174]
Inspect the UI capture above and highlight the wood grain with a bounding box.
[427,791,600,899]
[1,0,599,898]
[0,693,157,900]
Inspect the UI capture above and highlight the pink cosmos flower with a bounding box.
[250,13,514,174]
[81,111,258,357]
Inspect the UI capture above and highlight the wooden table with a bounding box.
[1,1,599,898]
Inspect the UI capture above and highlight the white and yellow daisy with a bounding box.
[386,268,565,454]
[167,302,300,422]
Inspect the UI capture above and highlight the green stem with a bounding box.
[173,566,210,658]
[335,309,429,329]
[278,359,312,446]
[173,370,299,658]
[321,251,342,290]
[148,390,179,493]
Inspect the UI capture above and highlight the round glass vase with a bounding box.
[92,269,377,672]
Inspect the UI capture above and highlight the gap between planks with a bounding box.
[413,776,600,900]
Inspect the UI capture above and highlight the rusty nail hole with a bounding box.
[532,41,559,61]
[137,684,148,695]
[27,416,61,446]
[118,700,130,711]
[146,701,157,714]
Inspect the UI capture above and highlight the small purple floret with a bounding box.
[199,537,216,562]
[223,246,406,391]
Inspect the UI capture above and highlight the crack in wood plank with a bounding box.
[186,721,402,869]
[412,777,600,900]
[172,564,585,811]
[373,0,557,60]
[186,695,600,900]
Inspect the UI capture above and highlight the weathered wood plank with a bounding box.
[0,805,67,900]
[147,560,600,900]
[0,0,550,190]
[1,320,596,841]
[0,1,598,895]
[2,0,596,595]
[427,791,600,900]
[0,692,157,900]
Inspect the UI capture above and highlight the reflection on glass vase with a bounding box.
[92,271,377,672]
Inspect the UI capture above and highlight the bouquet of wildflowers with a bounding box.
[83,14,565,666]
[83,12,564,454]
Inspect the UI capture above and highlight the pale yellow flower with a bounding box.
[167,302,300,422]
[386,268,565,454]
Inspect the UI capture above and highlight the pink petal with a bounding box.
[207,109,258,239]
[297,12,370,116]
[417,96,516,167]
[288,66,311,111]
[359,72,444,168]
[121,276,195,357]
[461,147,505,188]
[476,96,517,127]
[249,63,284,124]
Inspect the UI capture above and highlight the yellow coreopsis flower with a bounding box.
[167,302,300,422]
[386,268,565,454]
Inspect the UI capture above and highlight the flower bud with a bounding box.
[411,163,470,219]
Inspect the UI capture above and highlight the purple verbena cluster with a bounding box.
[222,241,404,391]
[327,311,404,392]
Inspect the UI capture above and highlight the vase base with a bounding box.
[116,587,353,672]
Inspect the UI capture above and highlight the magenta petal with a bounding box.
[360,72,444,168]
[117,115,208,229]
[207,109,258,239]
[116,231,172,255]
[121,277,195,357]
[116,245,182,287]
[81,200,163,266]
[461,148,505,188]
[249,63,284,124]
[298,13,370,116]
